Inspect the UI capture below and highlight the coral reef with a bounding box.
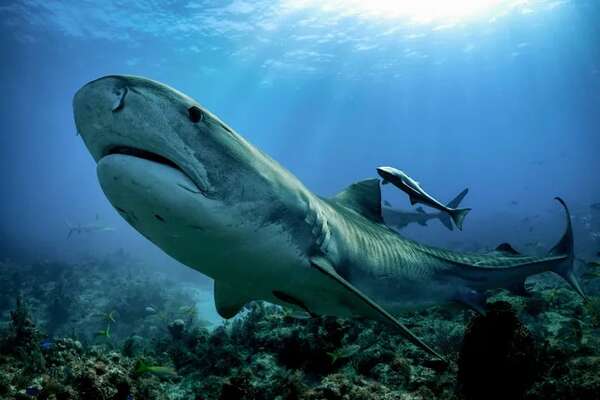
[0,257,599,399]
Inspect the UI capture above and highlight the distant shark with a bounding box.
[73,75,585,361]
[66,215,115,238]
[383,188,469,231]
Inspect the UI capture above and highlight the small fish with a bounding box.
[281,307,311,320]
[178,305,197,317]
[96,325,111,338]
[39,338,54,350]
[196,319,214,327]
[101,311,116,323]
[135,360,177,378]
[327,344,361,364]
[25,387,41,396]
[145,306,157,314]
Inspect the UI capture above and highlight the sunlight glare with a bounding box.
[283,0,520,23]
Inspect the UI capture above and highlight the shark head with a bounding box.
[376,166,397,181]
[73,75,303,278]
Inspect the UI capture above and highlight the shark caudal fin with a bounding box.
[449,208,471,231]
[549,197,586,300]
[439,188,469,231]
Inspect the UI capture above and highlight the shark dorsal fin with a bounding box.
[334,179,383,223]
[495,242,521,256]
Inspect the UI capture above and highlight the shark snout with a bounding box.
[74,75,130,115]
[74,74,213,196]
[73,75,141,160]
[376,166,394,180]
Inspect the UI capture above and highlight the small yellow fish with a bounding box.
[135,360,177,378]
[327,344,361,364]
[96,325,111,338]
[104,311,116,323]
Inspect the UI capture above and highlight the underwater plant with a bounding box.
[4,294,43,352]
[583,296,600,328]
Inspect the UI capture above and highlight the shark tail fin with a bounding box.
[449,208,471,231]
[549,197,586,300]
[440,189,469,231]
[439,214,453,231]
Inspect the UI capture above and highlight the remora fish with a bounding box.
[377,166,471,230]
[73,75,585,361]
[383,188,469,231]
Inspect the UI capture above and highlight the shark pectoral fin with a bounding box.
[454,288,487,315]
[214,281,251,319]
[309,256,446,362]
[381,180,389,185]
[409,195,419,206]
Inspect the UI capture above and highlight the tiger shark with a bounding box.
[73,75,585,361]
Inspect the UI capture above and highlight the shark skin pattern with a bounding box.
[73,75,585,361]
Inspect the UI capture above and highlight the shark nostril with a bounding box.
[112,86,128,112]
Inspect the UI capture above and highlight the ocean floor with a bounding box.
[1,253,599,400]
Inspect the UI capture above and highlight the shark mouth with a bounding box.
[102,145,208,196]
[105,146,182,172]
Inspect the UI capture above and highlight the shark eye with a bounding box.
[188,106,203,123]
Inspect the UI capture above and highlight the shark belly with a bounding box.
[351,257,466,313]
